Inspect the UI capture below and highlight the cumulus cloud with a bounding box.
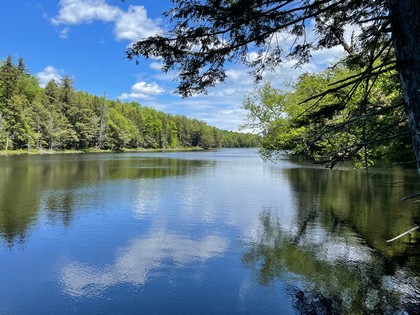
[113,5,161,41]
[51,0,119,25]
[36,66,64,87]
[51,0,161,42]
[118,81,164,100]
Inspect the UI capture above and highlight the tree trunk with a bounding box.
[387,0,420,174]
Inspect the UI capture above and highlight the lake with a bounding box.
[0,148,419,314]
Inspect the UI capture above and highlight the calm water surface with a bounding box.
[0,149,419,314]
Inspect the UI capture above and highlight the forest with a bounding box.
[0,55,259,153]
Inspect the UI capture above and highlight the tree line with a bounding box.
[0,55,259,153]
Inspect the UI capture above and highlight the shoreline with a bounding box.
[0,147,207,156]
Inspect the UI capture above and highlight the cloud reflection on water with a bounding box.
[59,230,228,297]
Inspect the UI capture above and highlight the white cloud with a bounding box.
[149,61,163,71]
[36,66,64,87]
[225,69,253,85]
[311,46,345,67]
[51,0,161,42]
[261,60,320,87]
[140,79,251,131]
[119,81,164,100]
[113,5,161,42]
[51,0,120,25]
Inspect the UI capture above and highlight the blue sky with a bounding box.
[0,0,346,131]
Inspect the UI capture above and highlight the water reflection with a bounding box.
[59,229,228,297]
[0,154,209,247]
[247,163,420,313]
[1,150,419,314]
[242,208,420,314]
[280,165,420,257]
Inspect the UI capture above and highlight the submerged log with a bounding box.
[386,226,419,243]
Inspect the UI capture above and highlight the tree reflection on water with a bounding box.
[0,155,209,247]
[242,209,420,314]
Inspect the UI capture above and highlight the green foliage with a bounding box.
[242,61,413,167]
[0,55,259,153]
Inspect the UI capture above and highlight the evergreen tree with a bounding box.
[0,54,19,109]
[41,79,77,149]
[0,55,258,152]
